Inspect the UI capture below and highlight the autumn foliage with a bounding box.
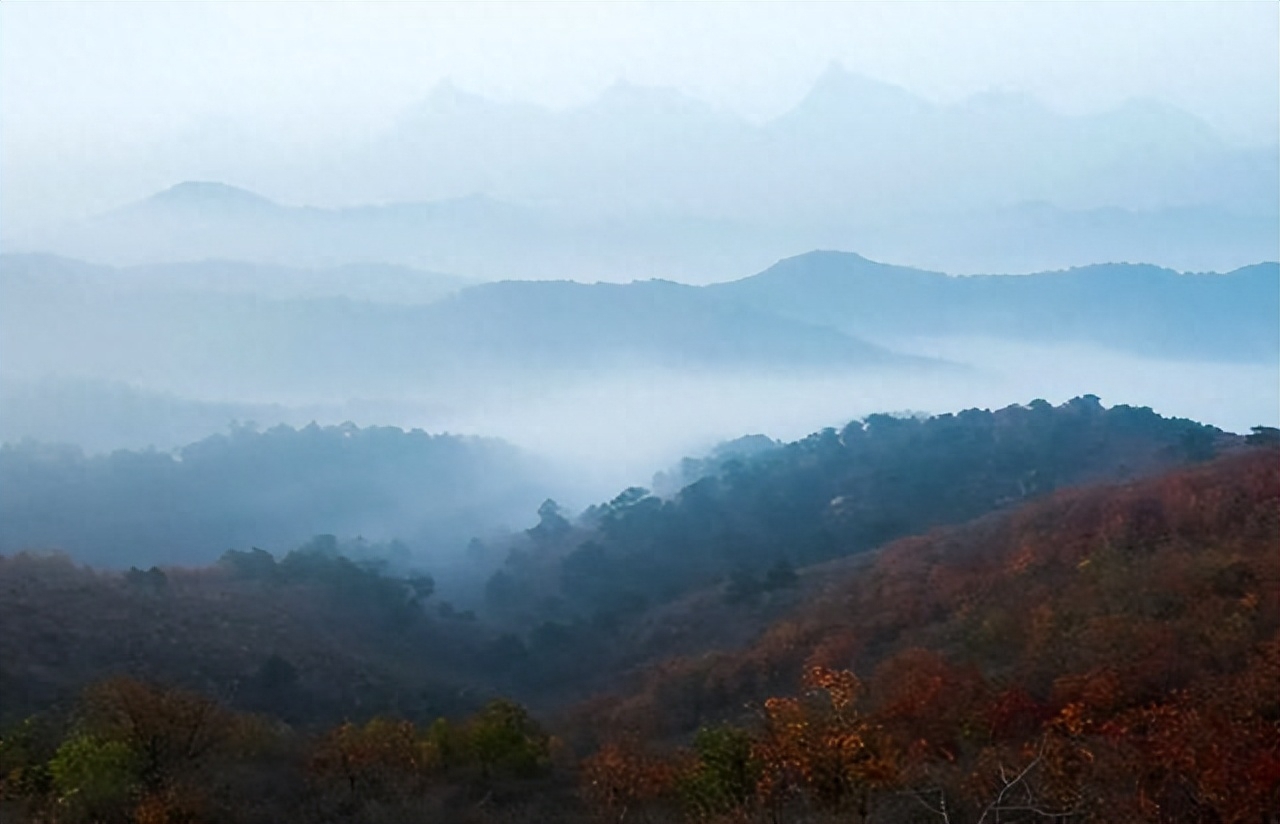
[571,446,1280,822]
[2,445,1277,822]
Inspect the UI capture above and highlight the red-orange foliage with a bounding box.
[309,717,428,804]
[753,666,897,814]
[869,649,988,760]
[579,741,679,822]
[571,448,1280,822]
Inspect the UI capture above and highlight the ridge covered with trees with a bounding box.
[2,432,1275,823]
[479,398,1230,695]
[0,422,550,569]
[564,443,1279,823]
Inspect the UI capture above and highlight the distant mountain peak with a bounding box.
[419,78,495,113]
[780,249,877,267]
[780,63,932,124]
[142,181,277,211]
[393,80,543,133]
[1098,96,1221,146]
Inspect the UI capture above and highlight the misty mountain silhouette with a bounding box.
[7,62,1275,278]
[130,184,533,226]
[12,63,1271,277]
[0,252,472,305]
[712,250,1280,361]
[418,277,911,369]
[138,180,279,213]
[4,247,1274,414]
[13,172,1275,282]
[0,253,935,399]
[770,61,933,136]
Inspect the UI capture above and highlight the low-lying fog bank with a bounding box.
[5,338,1275,508]
[426,344,1277,500]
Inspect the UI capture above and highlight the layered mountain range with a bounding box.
[7,66,1276,279]
[4,250,1274,386]
[4,248,1274,467]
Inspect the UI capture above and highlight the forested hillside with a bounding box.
[0,541,479,727]
[0,423,549,569]
[5,6,1276,823]
[0,399,1234,711]
[565,443,1280,823]
[1,427,1274,824]
[483,398,1227,633]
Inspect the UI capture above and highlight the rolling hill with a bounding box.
[1,409,1273,824]
[0,253,932,398]
[711,250,1280,362]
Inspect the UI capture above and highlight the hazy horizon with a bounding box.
[2,7,1278,815]
[1,0,1277,556]
[3,2,1277,231]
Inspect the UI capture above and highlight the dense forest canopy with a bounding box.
[2,429,1275,823]
[0,422,551,571]
[563,444,1280,824]
[4,6,1277,821]
[483,398,1229,633]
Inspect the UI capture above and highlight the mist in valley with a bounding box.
[4,7,1280,822]
[4,249,1276,492]
[5,340,1275,495]
[0,0,1277,691]
[3,244,1276,596]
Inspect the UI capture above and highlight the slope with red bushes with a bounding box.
[569,446,1279,822]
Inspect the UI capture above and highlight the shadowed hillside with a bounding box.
[0,423,551,570]
[0,544,486,728]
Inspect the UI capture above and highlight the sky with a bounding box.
[2,1,1277,225]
